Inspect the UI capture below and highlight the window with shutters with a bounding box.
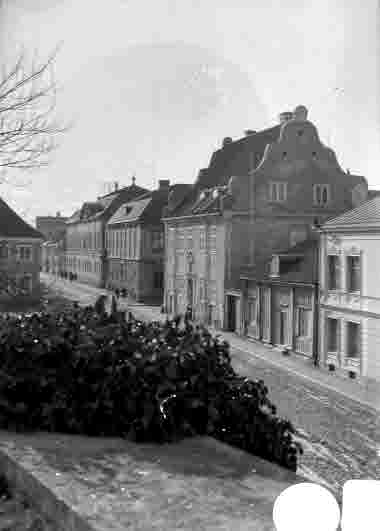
[327,255,340,290]
[269,181,287,202]
[313,184,330,206]
[347,255,361,293]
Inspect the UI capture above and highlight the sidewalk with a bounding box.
[42,274,380,413]
[128,304,380,414]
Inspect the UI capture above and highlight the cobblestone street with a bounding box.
[42,274,380,501]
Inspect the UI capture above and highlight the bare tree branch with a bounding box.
[0,46,71,171]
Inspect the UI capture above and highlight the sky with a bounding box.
[0,0,379,224]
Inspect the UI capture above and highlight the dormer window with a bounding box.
[269,255,280,277]
[125,206,132,215]
[212,189,219,199]
[199,191,206,201]
[297,130,304,137]
[269,181,287,202]
[313,184,330,206]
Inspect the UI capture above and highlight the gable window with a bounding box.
[269,182,287,202]
[347,255,361,293]
[327,255,340,290]
[346,322,360,358]
[313,184,330,206]
[327,318,339,352]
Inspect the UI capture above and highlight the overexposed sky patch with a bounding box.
[0,0,379,223]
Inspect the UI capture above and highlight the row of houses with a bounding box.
[40,104,380,386]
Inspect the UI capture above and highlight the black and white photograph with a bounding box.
[0,1,379,529]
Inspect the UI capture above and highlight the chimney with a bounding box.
[158,179,170,190]
[56,211,61,217]
[222,137,233,147]
[244,129,256,136]
[114,181,119,191]
[132,176,136,186]
[293,105,308,121]
[279,111,293,124]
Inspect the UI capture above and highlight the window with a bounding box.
[327,318,339,352]
[19,275,32,292]
[347,255,360,292]
[248,299,257,324]
[269,182,287,202]
[327,255,340,290]
[200,228,206,250]
[297,308,310,337]
[209,226,217,250]
[154,271,164,289]
[186,228,193,249]
[0,245,8,259]
[346,322,360,358]
[313,184,330,206]
[152,230,164,251]
[17,246,32,262]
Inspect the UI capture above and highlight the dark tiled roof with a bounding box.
[0,198,44,239]
[322,196,380,228]
[67,184,149,224]
[168,125,281,218]
[108,184,191,226]
[241,237,319,284]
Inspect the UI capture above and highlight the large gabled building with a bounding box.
[106,179,190,302]
[163,104,368,336]
[65,178,148,288]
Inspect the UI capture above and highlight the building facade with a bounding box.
[319,197,380,383]
[41,237,66,275]
[164,105,368,333]
[239,104,368,346]
[106,180,189,302]
[36,212,68,241]
[65,179,148,288]
[0,198,43,298]
[241,237,319,361]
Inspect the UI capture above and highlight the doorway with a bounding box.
[226,295,237,332]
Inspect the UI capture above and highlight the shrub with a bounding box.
[0,307,302,471]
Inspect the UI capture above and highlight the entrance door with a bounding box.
[227,296,236,332]
[279,310,287,345]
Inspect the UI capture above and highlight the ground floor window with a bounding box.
[346,321,360,358]
[247,298,257,325]
[154,271,163,289]
[327,317,339,352]
[297,307,311,337]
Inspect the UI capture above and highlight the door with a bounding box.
[227,296,236,332]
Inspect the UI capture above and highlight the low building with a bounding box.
[0,197,43,297]
[65,178,148,287]
[106,180,190,302]
[319,196,380,383]
[240,237,319,362]
[36,211,68,241]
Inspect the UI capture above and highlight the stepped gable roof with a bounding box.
[240,236,319,284]
[0,198,44,239]
[322,196,380,229]
[108,184,191,226]
[167,125,281,219]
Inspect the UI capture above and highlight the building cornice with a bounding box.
[0,236,43,242]
[162,212,220,222]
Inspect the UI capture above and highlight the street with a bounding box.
[42,274,380,500]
